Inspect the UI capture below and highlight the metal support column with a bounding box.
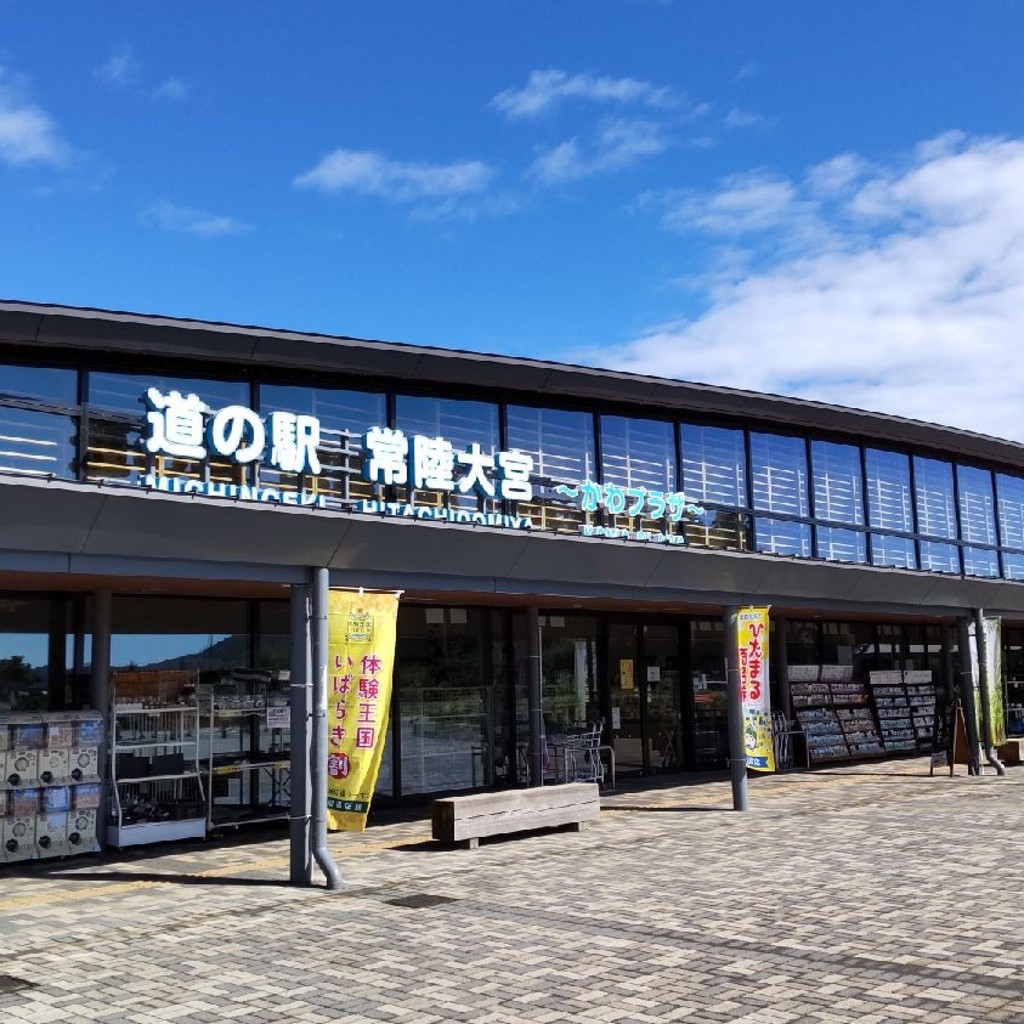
[89,590,112,839]
[311,568,342,890]
[526,605,544,787]
[956,616,983,775]
[289,585,313,886]
[724,606,749,811]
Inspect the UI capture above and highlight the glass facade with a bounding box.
[1,350,1024,582]
[506,405,596,531]
[680,424,748,550]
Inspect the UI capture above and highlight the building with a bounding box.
[1,300,1023,828]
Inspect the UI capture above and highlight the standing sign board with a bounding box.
[738,607,775,772]
[326,590,400,832]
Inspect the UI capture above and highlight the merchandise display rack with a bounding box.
[868,671,918,754]
[201,671,291,830]
[106,670,206,848]
[789,664,885,764]
[903,670,937,749]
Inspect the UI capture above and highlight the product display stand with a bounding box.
[903,670,936,749]
[1,711,104,864]
[202,672,291,830]
[106,671,206,848]
[868,670,917,754]
[790,664,885,764]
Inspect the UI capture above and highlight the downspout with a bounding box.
[311,567,343,890]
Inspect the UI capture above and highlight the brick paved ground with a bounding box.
[2,758,1024,1023]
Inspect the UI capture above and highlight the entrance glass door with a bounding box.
[608,623,644,773]
[607,621,683,775]
[644,624,683,771]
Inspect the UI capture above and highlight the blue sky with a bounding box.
[3,2,1024,438]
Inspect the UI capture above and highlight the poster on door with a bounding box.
[738,607,775,772]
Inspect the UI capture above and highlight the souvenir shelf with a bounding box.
[904,670,937,748]
[789,664,884,763]
[1,711,104,864]
[201,670,291,830]
[1007,678,1024,737]
[868,671,917,754]
[106,670,206,847]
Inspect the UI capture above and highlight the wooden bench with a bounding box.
[431,783,600,848]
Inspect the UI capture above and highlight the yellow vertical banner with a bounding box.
[326,590,400,831]
[738,607,775,772]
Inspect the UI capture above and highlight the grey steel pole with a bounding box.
[956,616,983,775]
[973,608,1006,775]
[289,585,313,886]
[526,605,544,787]
[310,568,342,890]
[90,590,112,842]
[724,606,749,811]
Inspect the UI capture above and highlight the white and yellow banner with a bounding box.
[738,607,775,772]
[326,590,400,831]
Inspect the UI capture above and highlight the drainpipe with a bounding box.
[311,567,343,890]
[974,608,1006,776]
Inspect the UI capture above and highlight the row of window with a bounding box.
[2,362,1024,579]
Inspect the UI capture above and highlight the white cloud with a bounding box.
[0,67,68,167]
[724,107,773,131]
[293,147,494,205]
[95,46,141,88]
[153,77,190,102]
[599,134,1024,442]
[143,200,250,238]
[528,118,668,185]
[492,69,681,120]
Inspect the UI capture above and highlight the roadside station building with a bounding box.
[2,300,1024,840]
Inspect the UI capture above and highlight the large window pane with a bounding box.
[871,533,917,569]
[866,449,913,532]
[680,424,746,507]
[394,606,504,795]
[754,518,812,557]
[997,474,1024,549]
[88,372,247,414]
[811,440,863,525]
[750,432,809,517]
[601,416,676,531]
[919,540,960,574]
[87,372,249,486]
[110,597,250,674]
[963,547,999,578]
[0,595,62,710]
[956,465,996,545]
[506,406,595,531]
[914,457,957,541]
[395,395,501,511]
[1003,552,1024,580]
[260,384,385,504]
[816,526,867,564]
[0,407,76,479]
[0,364,78,406]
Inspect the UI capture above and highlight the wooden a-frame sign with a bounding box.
[930,700,974,776]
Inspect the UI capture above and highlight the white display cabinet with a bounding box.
[106,675,206,848]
